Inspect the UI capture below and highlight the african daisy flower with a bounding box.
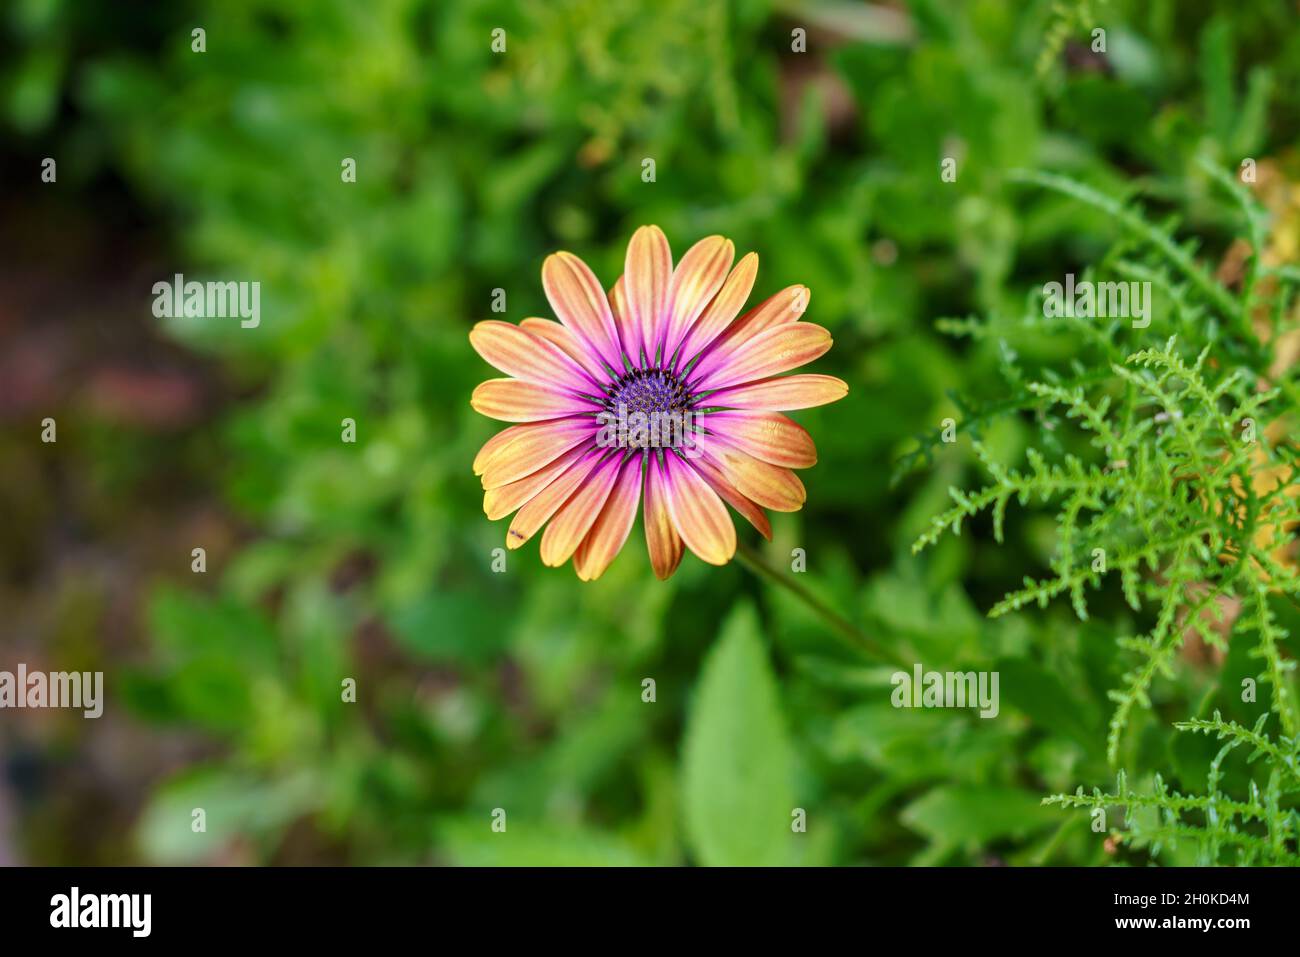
[470,226,847,581]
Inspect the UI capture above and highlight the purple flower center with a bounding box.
[601,367,696,450]
[608,367,692,416]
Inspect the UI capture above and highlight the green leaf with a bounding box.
[681,602,795,866]
[901,786,1060,848]
[435,818,649,867]
[136,767,319,864]
[993,656,1101,751]
[825,703,1012,784]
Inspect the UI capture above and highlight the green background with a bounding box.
[1,0,1298,865]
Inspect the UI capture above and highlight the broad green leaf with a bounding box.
[824,702,1012,784]
[901,786,1060,848]
[681,602,795,866]
[136,767,319,864]
[435,817,648,867]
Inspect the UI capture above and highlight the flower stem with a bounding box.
[734,540,907,668]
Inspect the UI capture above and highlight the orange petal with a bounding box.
[726,284,810,340]
[574,455,643,580]
[608,277,633,365]
[480,417,595,489]
[706,374,848,411]
[695,435,806,512]
[470,320,600,393]
[661,236,733,365]
[675,252,759,370]
[474,423,531,476]
[687,448,774,538]
[539,455,621,566]
[693,323,831,392]
[471,378,599,422]
[542,252,623,373]
[701,411,817,469]
[697,284,810,373]
[643,454,684,580]
[662,453,736,566]
[519,317,613,385]
[623,225,673,364]
[482,445,588,521]
[506,449,603,548]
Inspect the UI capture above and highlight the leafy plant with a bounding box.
[1046,713,1300,865]
[911,161,1300,863]
[10,0,1300,868]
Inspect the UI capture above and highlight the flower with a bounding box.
[470,226,847,580]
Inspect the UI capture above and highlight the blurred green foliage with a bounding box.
[4,0,1300,864]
